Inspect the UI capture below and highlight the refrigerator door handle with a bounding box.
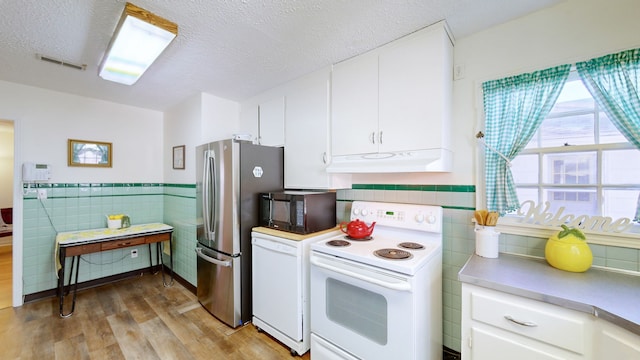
[195,247,232,267]
[202,150,217,240]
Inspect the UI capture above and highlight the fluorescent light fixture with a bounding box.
[98,2,177,85]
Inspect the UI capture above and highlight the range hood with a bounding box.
[326,148,452,173]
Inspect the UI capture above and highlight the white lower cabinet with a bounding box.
[595,317,640,358]
[461,284,592,359]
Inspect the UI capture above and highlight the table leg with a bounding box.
[148,244,159,274]
[60,255,80,318]
[65,256,76,295]
[161,236,174,287]
[155,242,161,273]
[57,247,66,316]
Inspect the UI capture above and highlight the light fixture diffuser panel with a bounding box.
[99,4,177,85]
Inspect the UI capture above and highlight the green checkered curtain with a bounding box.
[576,48,640,149]
[482,65,570,214]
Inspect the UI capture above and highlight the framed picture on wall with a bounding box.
[68,139,112,167]
[173,145,185,170]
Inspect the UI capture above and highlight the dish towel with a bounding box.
[163,239,171,256]
[55,236,62,276]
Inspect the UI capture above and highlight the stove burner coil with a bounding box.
[374,248,413,260]
[326,239,351,247]
[345,235,372,241]
[398,242,425,250]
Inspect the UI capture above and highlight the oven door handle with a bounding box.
[311,256,411,291]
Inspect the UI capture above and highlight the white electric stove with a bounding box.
[310,201,444,360]
[311,200,442,275]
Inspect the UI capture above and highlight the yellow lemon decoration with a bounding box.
[545,224,593,272]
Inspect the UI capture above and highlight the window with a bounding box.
[511,73,640,221]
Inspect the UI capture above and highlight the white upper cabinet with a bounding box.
[258,96,285,146]
[329,21,454,172]
[285,70,350,189]
[285,77,331,189]
[378,24,452,152]
[331,50,379,156]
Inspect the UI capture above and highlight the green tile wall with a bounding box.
[22,183,197,296]
[163,184,197,285]
[337,184,640,353]
[22,182,638,353]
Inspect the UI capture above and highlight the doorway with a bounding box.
[0,119,14,309]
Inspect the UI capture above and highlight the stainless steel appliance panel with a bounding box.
[196,140,237,254]
[196,138,284,328]
[196,246,240,327]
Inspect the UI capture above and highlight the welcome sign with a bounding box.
[516,200,633,233]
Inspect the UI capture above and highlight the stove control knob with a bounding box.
[353,208,360,216]
[415,213,425,223]
[426,214,437,224]
[360,209,369,217]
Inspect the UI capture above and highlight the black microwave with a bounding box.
[259,191,336,235]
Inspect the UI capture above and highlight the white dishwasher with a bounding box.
[251,227,340,356]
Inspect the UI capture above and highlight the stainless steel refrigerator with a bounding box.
[195,138,283,328]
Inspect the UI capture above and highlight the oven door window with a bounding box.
[326,278,387,345]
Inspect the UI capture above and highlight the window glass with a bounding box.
[548,79,594,115]
[600,113,630,143]
[603,189,639,220]
[538,114,595,147]
[542,152,596,185]
[513,76,640,219]
[603,149,640,184]
[515,187,538,205]
[543,188,597,215]
[511,154,538,184]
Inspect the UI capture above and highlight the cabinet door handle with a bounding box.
[370,131,376,144]
[322,152,327,164]
[379,130,383,144]
[504,315,537,327]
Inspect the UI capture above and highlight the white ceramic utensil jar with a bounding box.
[475,227,500,258]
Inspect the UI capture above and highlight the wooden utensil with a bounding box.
[480,210,488,225]
[485,211,499,226]
[473,211,482,225]
[474,210,488,225]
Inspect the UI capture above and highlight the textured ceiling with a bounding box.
[0,0,562,111]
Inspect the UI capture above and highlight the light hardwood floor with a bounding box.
[0,244,11,310]
[0,271,311,359]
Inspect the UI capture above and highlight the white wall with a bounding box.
[451,0,640,188]
[201,93,241,143]
[239,0,640,188]
[357,0,640,186]
[163,93,202,184]
[164,92,241,184]
[0,121,13,208]
[0,80,164,183]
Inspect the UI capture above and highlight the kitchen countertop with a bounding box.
[458,253,640,336]
[252,226,341,241]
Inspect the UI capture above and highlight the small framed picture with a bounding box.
[173,145,185,170]
[68,139,112,167]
